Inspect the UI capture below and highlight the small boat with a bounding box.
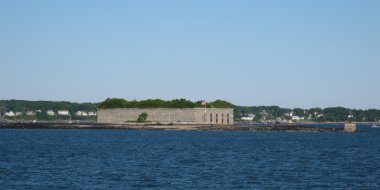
[371,124,380,128]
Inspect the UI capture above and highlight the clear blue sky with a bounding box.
[1,0,379,109]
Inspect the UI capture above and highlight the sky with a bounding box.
[0,0,379,109]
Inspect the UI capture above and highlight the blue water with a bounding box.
[1,125,379,189]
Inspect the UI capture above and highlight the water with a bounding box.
[1,125,379,189]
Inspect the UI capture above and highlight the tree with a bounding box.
[210,100,234,108]
[98,98,127,108]
[137,112,148,122]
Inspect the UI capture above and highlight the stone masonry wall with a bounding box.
[97,108,233,125]
[344,123,356,132]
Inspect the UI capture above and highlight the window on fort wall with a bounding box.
[227,113,230,124]
[210,114,212,123]
[222,114,224,124]
[216,114,218,124]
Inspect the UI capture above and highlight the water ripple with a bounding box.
[0,127,379,189]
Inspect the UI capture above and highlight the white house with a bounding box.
[5,111,15,117]
[241,114,255,121]
[292,116,305,121]
[58,110,70,116]
[47,110,55,116]
[26,111,36,116]
[15,112,22,116]
[314,112,323,118]
[88,112,96,116]
[75,111,88,116]
[292,116,301,121]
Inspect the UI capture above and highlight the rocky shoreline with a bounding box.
[0,122,361,132]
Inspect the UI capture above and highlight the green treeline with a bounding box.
[1,99,380,122]
[98,98,234,109]
[0,100,98,113]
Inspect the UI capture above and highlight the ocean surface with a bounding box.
[1,124,379,189]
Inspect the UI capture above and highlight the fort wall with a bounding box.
[97,108,233,125]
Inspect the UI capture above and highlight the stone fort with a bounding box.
[97,108,234,125]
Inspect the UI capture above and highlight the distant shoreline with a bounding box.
[238,121,377,125]
[0,122,362,132]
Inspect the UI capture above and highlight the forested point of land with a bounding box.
[0,100,98,113]
[0,100,98,121]
[234,106,380,122]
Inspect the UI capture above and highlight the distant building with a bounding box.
[75,111,88,116]
[47,110,55,116]
[88,112,96,116]
[5,111,15,117]
[292,116,301,121]
[58,110,70,116]
[15,112,22,116]
[315,113,323,118]
[69,110,97,116]
[292,116,305,121]
[241,114,255,121]
[26,111,36,116]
